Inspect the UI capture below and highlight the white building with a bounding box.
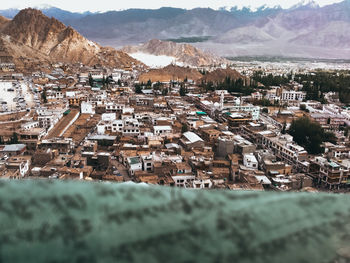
[105,103,124,112]
[81,101,95,114]
[153,126,172,136]
[243,153,258,169]
[257,133,308,166]
[102,113,116,122]
[172,175,196,188]
[123,107,134,115]
[21,121,39,130]
[36,108,64,130]
[142,155,154,172]
[97,123,106,135]
[193,178,213,189]
[112,70,123,82]
[127,156,143,176]
[281,91,306,101]
[226,104,260,120]
[111,120,124,133]
[122,118,140,136]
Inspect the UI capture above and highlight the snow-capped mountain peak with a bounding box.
[290,0,320,10]
[33,4,54,10]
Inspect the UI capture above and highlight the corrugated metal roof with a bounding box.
[183,132,203,143]
[2,144,26,152]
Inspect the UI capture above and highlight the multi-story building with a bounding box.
[309,157,349,189]
[281,91,306,101]
[241,125,308,168]
[225,104,260,120]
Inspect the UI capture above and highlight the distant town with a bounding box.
[0,56,349,193]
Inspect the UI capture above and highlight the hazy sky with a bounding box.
[0,0,344,12]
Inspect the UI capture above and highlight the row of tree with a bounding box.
[199,77,255,95]
[88,74,115,89]
[135,80,169,96]
[251,70,350,104]
[252,71,291,87]
[295,72,350,104]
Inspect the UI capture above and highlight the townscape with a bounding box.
[0,8,350,193]
[2,2,350,262]
[1,55,350,193]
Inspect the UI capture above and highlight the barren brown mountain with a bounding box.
[0,16,9,30]
[0,8,141,69]
[138,64,202,83]
[200,68,246,84]
[123,39,228,67]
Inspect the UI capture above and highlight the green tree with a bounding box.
[181,124,188,133]
[41,89,47,103]
[147,79,152,87]
[106,75,112,88]
[135,84,142,94]
[281,121,287,134]
[162,88,168,96]
[288,117,336,154]
[102,76,106,88]
[10,133,18,144]
[179,85,187,96]
[88,74,94,87]
[324,132,337,144]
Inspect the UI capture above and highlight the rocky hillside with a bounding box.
[123,39,228,67]
[138,64,202,83]
[0,9,141,69]
[0,34,51,70]
[200,68,246,84]
[0,16,9,30]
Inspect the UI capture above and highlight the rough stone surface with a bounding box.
[0,180,349,262]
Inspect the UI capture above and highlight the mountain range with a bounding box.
[0,9,141,70]
[1,1,350,59]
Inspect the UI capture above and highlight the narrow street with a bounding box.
[110,159,132,182]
